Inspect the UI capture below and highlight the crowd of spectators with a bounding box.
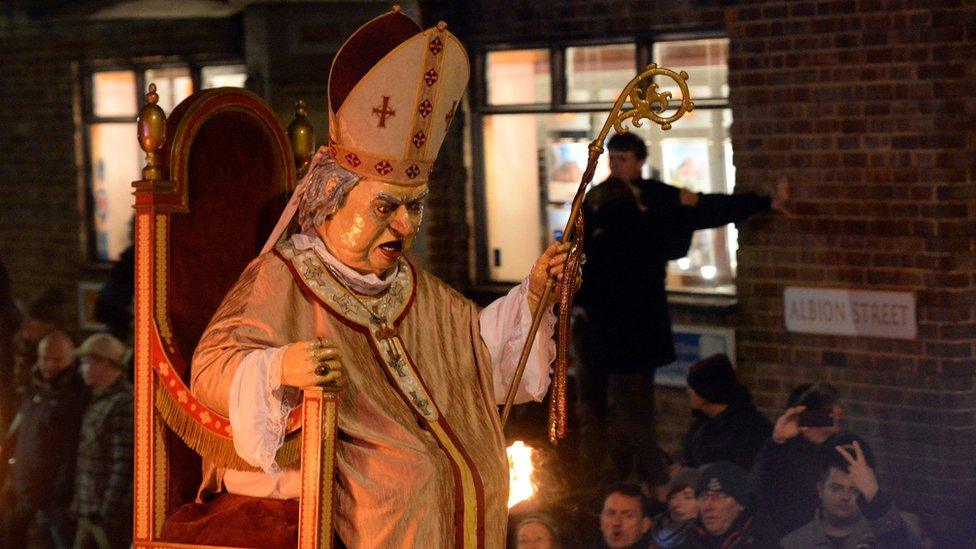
[0,259,134,549]
[511,353,937,549]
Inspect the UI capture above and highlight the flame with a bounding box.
[507,441,537,508]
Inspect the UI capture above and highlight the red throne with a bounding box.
[131,86,337,548]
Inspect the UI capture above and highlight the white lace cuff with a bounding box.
[482,278,556,405]
[229,346,296,474]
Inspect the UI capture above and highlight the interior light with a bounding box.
[700,265,717,279]
[677,257,691,270]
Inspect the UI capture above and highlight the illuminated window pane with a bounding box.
[483,113,609,281]
[479,39,734,292]
[93,71,136,117]
[486,49,550,105]
[89,123,141,261]
[653,38,728,101]
[145,67,193,113]
[202,65,248,89]
[565,44,636,103]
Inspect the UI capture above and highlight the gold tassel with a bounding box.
[154,385,302,470]
[548,212,585,445]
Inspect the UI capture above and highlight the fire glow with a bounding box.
[507,441,537,508]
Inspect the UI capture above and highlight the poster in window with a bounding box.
[661,138,710,193]
[78,282,107,332]
[546,142,588,203]
[654,325,734,388]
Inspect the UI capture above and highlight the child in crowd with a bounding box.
[649,468,700,548]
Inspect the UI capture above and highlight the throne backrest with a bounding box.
[159,88,296,375]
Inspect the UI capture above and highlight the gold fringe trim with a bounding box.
[155,384,302,470]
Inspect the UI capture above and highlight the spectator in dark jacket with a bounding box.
[72,333,134,549]
[11,288,68,416]
[93,243,134,346]
[682,354,772,471]
[573,132,786,491]
[750,382,847,544]
[780,434,921,548]
[681,461,764,548]
[0,331,89,548]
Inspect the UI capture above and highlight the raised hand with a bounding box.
[527,242,571,310]
[836,440,879,502]
[772,405,806,444]
[281,338,343,388]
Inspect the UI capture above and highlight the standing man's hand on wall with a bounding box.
[771,176,791,214]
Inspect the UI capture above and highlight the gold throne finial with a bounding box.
[137,83,167,182]
[287,100,315,179]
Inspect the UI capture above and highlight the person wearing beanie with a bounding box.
[72,333,133,549]
[681,461,763,548]
[11,288,68,409]
[650,467,701,548]
[682,354,771,471]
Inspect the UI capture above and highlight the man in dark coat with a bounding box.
[573,132,786,489]
[0,331,89,548]
[750,382,850,544]
[682,354,772,471]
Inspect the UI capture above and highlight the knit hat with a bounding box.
[666,467,701,499]
[28,288,66,326]
[74,333,128,368]
[695,461,751,507]
[686,353,738,405]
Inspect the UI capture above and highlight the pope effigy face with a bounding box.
[316,178,427,275]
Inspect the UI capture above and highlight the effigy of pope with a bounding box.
[190,7,568,548]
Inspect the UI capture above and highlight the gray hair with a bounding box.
[297,149,363,232]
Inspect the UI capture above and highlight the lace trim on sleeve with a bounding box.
[260,346,293,474]
[499,280,557,399]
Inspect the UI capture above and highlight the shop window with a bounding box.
[474,38,734,292]
[565,44,636,103]
[485,49,550,105]
[82,63,246,262]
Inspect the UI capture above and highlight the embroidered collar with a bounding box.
[277,237,413,330]
[290,232,397,296]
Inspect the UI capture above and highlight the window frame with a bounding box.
[77,56,246,265]
[470,30,732,290]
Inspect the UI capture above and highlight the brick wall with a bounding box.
[729,0,976,516]
[449,0,976,526]
[0,16,241,329]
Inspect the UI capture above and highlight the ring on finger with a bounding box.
[315,363,331,376]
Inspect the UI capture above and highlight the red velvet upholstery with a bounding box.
[166,106,290,378]
[145,89,298,544]
[160,493,299,548]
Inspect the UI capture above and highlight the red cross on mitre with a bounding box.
[424,69,438,87]
[372,96,396,128]
[344,153,362,167]
[429,37,444,55]
[406,164,420,179]
[418,99,433,118]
